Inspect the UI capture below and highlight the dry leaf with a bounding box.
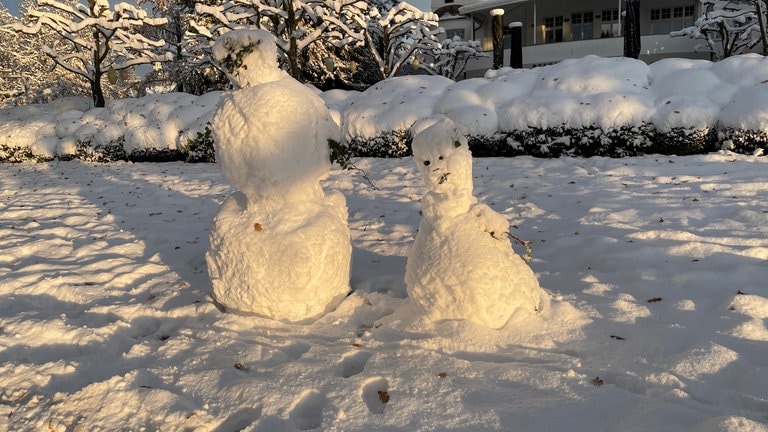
[610,335,625,340]
[234,362,248,371]
[377,390,390,404]
[647,297,662,303]
[591,377,604,386]
[254,223,263,232]
[437,372,448,378]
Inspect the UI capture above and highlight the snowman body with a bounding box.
[206,30,351,323]
[405,118,544,328]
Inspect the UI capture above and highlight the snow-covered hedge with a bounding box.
[337,55,764,158]
[0,93,221,163]
[3,54,768,163]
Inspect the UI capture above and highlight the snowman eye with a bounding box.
[423,160,430,166]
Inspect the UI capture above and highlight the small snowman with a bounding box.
[405,117,545,329]
[206,29,352,323]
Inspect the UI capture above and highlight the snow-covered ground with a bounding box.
[1,153,767,431]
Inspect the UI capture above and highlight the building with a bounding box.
[433,0,708,75]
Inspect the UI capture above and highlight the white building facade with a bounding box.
[433,0,708,76]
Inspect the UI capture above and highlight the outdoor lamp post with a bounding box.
[509,21,523,68]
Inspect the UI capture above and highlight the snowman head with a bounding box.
[212,29,284,88]
[412,117,473,198]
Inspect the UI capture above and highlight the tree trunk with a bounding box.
[91,73,105,108]
[92,28,105,107]
[285,0,301,80]
[624,0,641,59]
[491,10,504,69]
[754,1,768,56]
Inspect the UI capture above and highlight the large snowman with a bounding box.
[405,118,545,329]
[206,29,352,323]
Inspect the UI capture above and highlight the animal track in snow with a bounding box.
[361,377,390,414]
[288,389,326,430]
[337,351,372,378]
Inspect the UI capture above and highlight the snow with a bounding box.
[406,118,545,328]
[206,29,351,322]
[211,29,288,89]
[7,55,768,161]
[1,52,768,430]
[2,153,767,430]
[340,75,454,142]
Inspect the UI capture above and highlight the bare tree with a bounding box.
[418,35,486,80]
[15,0,172,107]
[0,2,89,105]
[191,0,366,80]
[362,2,441,79]
[672,0,767,60]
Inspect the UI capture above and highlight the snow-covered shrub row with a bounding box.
[340,55,768,158]
[3,54,768,163]
[0,92,221,163]
[466,124,718,158]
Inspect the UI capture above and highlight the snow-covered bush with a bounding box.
[76,137,128,162]
[346,129,412,157]
[718,128,768,154]
[184,125,216,163]
[3,54,768,163]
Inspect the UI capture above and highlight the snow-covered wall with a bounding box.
[3,54,768,162]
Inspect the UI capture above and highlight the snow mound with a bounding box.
[207,191,351,322]
[207,29,351,323]
[341,75,453,142]
[211,81,338,199]
[211,29,288,88]
[406,118,545,328]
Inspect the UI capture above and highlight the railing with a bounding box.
[462,34,707,77]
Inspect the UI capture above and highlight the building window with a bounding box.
[445,28,465,40]
[600,8,620,37]
[571,11,594,40]
[650,6,695,34]
[544,16,563,43]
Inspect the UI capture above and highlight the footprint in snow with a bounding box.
[288,389,327,430]
[281,341,311,361]
[337,351,372,378]
[213,406,262,432]
[361,377,390,414]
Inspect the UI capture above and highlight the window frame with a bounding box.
[571,11,594,41]
[544,15,564,43]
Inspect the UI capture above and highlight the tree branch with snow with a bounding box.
[671,0,767,60]
[14,0,172,107]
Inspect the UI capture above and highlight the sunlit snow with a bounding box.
[206,29,352,323]
[1,53,768,430]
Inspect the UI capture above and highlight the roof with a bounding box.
[457,0,531,15]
